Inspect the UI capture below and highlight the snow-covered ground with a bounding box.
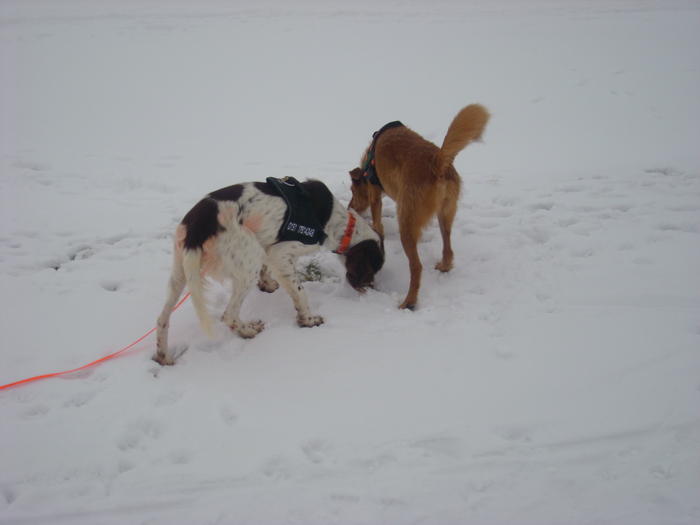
[1,1,699,523]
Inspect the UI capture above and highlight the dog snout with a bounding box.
[346,272,372,292]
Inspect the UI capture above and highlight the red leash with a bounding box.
[0,293,190,391]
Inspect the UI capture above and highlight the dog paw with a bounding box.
[237,320,265,338]
[152,353,175,366]
[435,261,453,272]
[399,300,416,311]
[257,278,279,293]
[297,314,324,328]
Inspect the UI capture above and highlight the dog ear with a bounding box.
[349,168,365,184]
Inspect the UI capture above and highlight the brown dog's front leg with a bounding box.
[370,194,384,238]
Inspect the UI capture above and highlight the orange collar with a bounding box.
[335,213,356,254]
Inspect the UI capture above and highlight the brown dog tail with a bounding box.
[437,104,490,175]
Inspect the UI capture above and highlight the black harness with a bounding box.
[362,120,404,189]
[266,177,327,245]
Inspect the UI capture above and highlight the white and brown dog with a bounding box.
[154,178,383,365]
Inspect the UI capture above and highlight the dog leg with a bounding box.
[257,264,279,293]
[222,272,265,339]
[154,252,186,365]
[435,195,457,272]
[267,243,324,327]
[398,216,423,310]
[370,195,384,238]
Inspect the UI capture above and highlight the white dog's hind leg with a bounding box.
[154,250,186,365]
[218,217,266,339]
[257,264,279,293]
[221,270,264,338]
[266,242,324,328]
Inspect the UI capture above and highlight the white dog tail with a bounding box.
[437,104,490,174]
[179,200,241,338]
[182,248,214,337]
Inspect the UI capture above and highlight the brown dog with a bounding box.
[349,104,489,309]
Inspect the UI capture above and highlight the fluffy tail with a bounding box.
[182,248,214,337]
[180,200,240,338]
[437,104,490,174]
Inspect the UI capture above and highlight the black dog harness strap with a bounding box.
[266,177,327,245]
[362,120,404,189]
